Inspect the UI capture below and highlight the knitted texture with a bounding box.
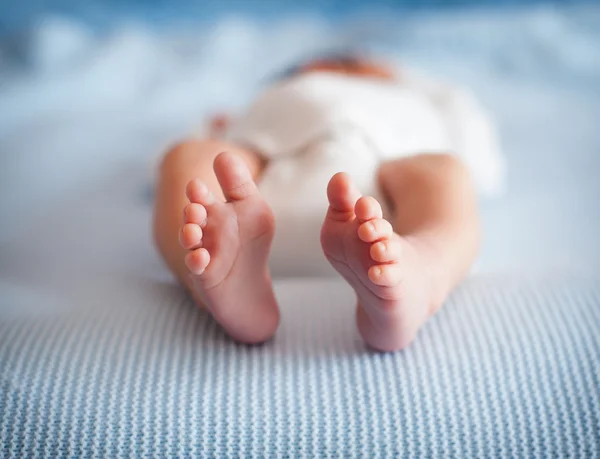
[1,276,599,458]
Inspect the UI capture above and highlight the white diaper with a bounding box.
[225,71,505,277]
[258,124,389,277]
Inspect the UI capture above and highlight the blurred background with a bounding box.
[3,0,593,32]
[0,0,599,286]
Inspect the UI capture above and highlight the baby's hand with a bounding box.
[207,113,231,139]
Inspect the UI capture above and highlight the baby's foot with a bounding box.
[320,173,435,351]
[179,152,279,344]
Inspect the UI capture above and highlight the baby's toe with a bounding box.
[185,248,211,275]
[186,179,215,206]
[179,223,203,249]
[354,196,383,222]
[370,238,402,263]
[183,203,207,226]
[326,172,361,216]
[358,218,393,243]
[368,263,402,287]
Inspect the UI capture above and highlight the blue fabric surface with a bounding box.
[1,276,599,457]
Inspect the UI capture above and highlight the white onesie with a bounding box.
[226,72,505,277]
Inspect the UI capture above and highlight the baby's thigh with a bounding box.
[158,139,259,183]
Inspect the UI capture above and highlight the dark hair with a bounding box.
[274,52,363,81]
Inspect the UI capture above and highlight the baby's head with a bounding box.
[282,54,396,81]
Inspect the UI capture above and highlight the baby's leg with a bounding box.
[153,140,279,344]
[321,153,479,351]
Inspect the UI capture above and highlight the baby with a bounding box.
[152,56,504,351]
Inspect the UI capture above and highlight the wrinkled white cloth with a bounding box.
[226,71,505,276]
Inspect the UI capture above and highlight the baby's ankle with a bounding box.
[403,232,454,315]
